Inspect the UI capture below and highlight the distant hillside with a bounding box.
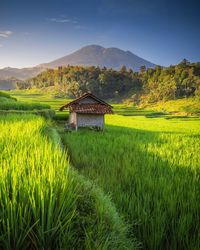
[0,45,155,82]
[0,67,43,81]
[41,45,156,71]
[0,78,18,90]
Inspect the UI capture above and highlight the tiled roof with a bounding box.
[69,104,113,114]
[60,92,113,114]
[64,92,112,107]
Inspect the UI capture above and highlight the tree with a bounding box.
[120,65,127,73]
[139,65,146,74]
[179,59,190,68]
[66,81,80,98]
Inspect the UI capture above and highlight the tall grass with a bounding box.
[0,101,51,110]
[0,91,51,110]
[0,114,137,249]
[0,91,17,100]
[8,89,70,112]
[62,114,200,249]
[141,97,200,115]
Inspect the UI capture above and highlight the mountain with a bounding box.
[0,45,155,82]
[41,45,155,71]
[0,67,44,81]
[0,78,18,90]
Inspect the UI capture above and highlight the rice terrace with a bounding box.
[1,0,200,249]
[0,86,199,249]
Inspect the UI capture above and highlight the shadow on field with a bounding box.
[113,107,156,116]
[145,112,167,118]
[165,116,200,121]
[114,107,167,118]
[61,123,199,250]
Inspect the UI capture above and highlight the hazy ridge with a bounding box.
[0,45,155,81]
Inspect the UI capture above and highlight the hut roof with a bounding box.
[60,93,113,114]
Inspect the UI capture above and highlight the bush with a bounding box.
[34,109,55,119]
[53,113,69,121]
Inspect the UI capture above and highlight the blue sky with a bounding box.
[0,0,199,68]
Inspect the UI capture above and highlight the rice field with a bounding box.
[1,90,200,249]
[8,89,69,112]
[141,97,200,116]
[0,114,136,250]
[62,114,200,249]
[0,90,51,111]
[0,101,51,111]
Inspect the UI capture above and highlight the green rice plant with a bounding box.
[0,91,17,101]
[0,97,17,104]
[0,101,51,111]
[0,109,56,119]
[0,114,136,250]
[141,97,200,115]
[0,91,53,116]
[8,89,70,112]
[62,114,200,250]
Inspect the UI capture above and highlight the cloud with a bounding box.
[46,16,87,30]
[74,25,86,30]
[0,30,13,38]
[46,17,87,30]
[47,17,78,24]
[0,44,3,47]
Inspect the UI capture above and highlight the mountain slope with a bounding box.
[0,67,44,81]
[41,45,155,70]
[0,45,155,82]
[0,78,17,90]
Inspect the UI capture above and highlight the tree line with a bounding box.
[16,60,200,103]
[140,59,200,103]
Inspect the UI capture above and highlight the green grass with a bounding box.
[0,91,17,100]
[0,101,51,110]
[8,89,69,120]
[0,90,52,111]
[61,114,200,249]
[0,114,136,250]
[142,97,200,115]
[3,89,200,249]
[7,90,158,119]
[0,91,17,104]
[9,89,70,111]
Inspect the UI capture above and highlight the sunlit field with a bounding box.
[1,90,200,249]
[0,114,136,250]
[62,114,200,249]
[142,97,200,116]
[1,0,200,248]
[9,89,69,112]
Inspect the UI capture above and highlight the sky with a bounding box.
[0,0,199,68]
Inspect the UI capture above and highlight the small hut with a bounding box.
[60,93,113,130]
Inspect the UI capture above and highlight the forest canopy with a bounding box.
[16,60,200,103]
